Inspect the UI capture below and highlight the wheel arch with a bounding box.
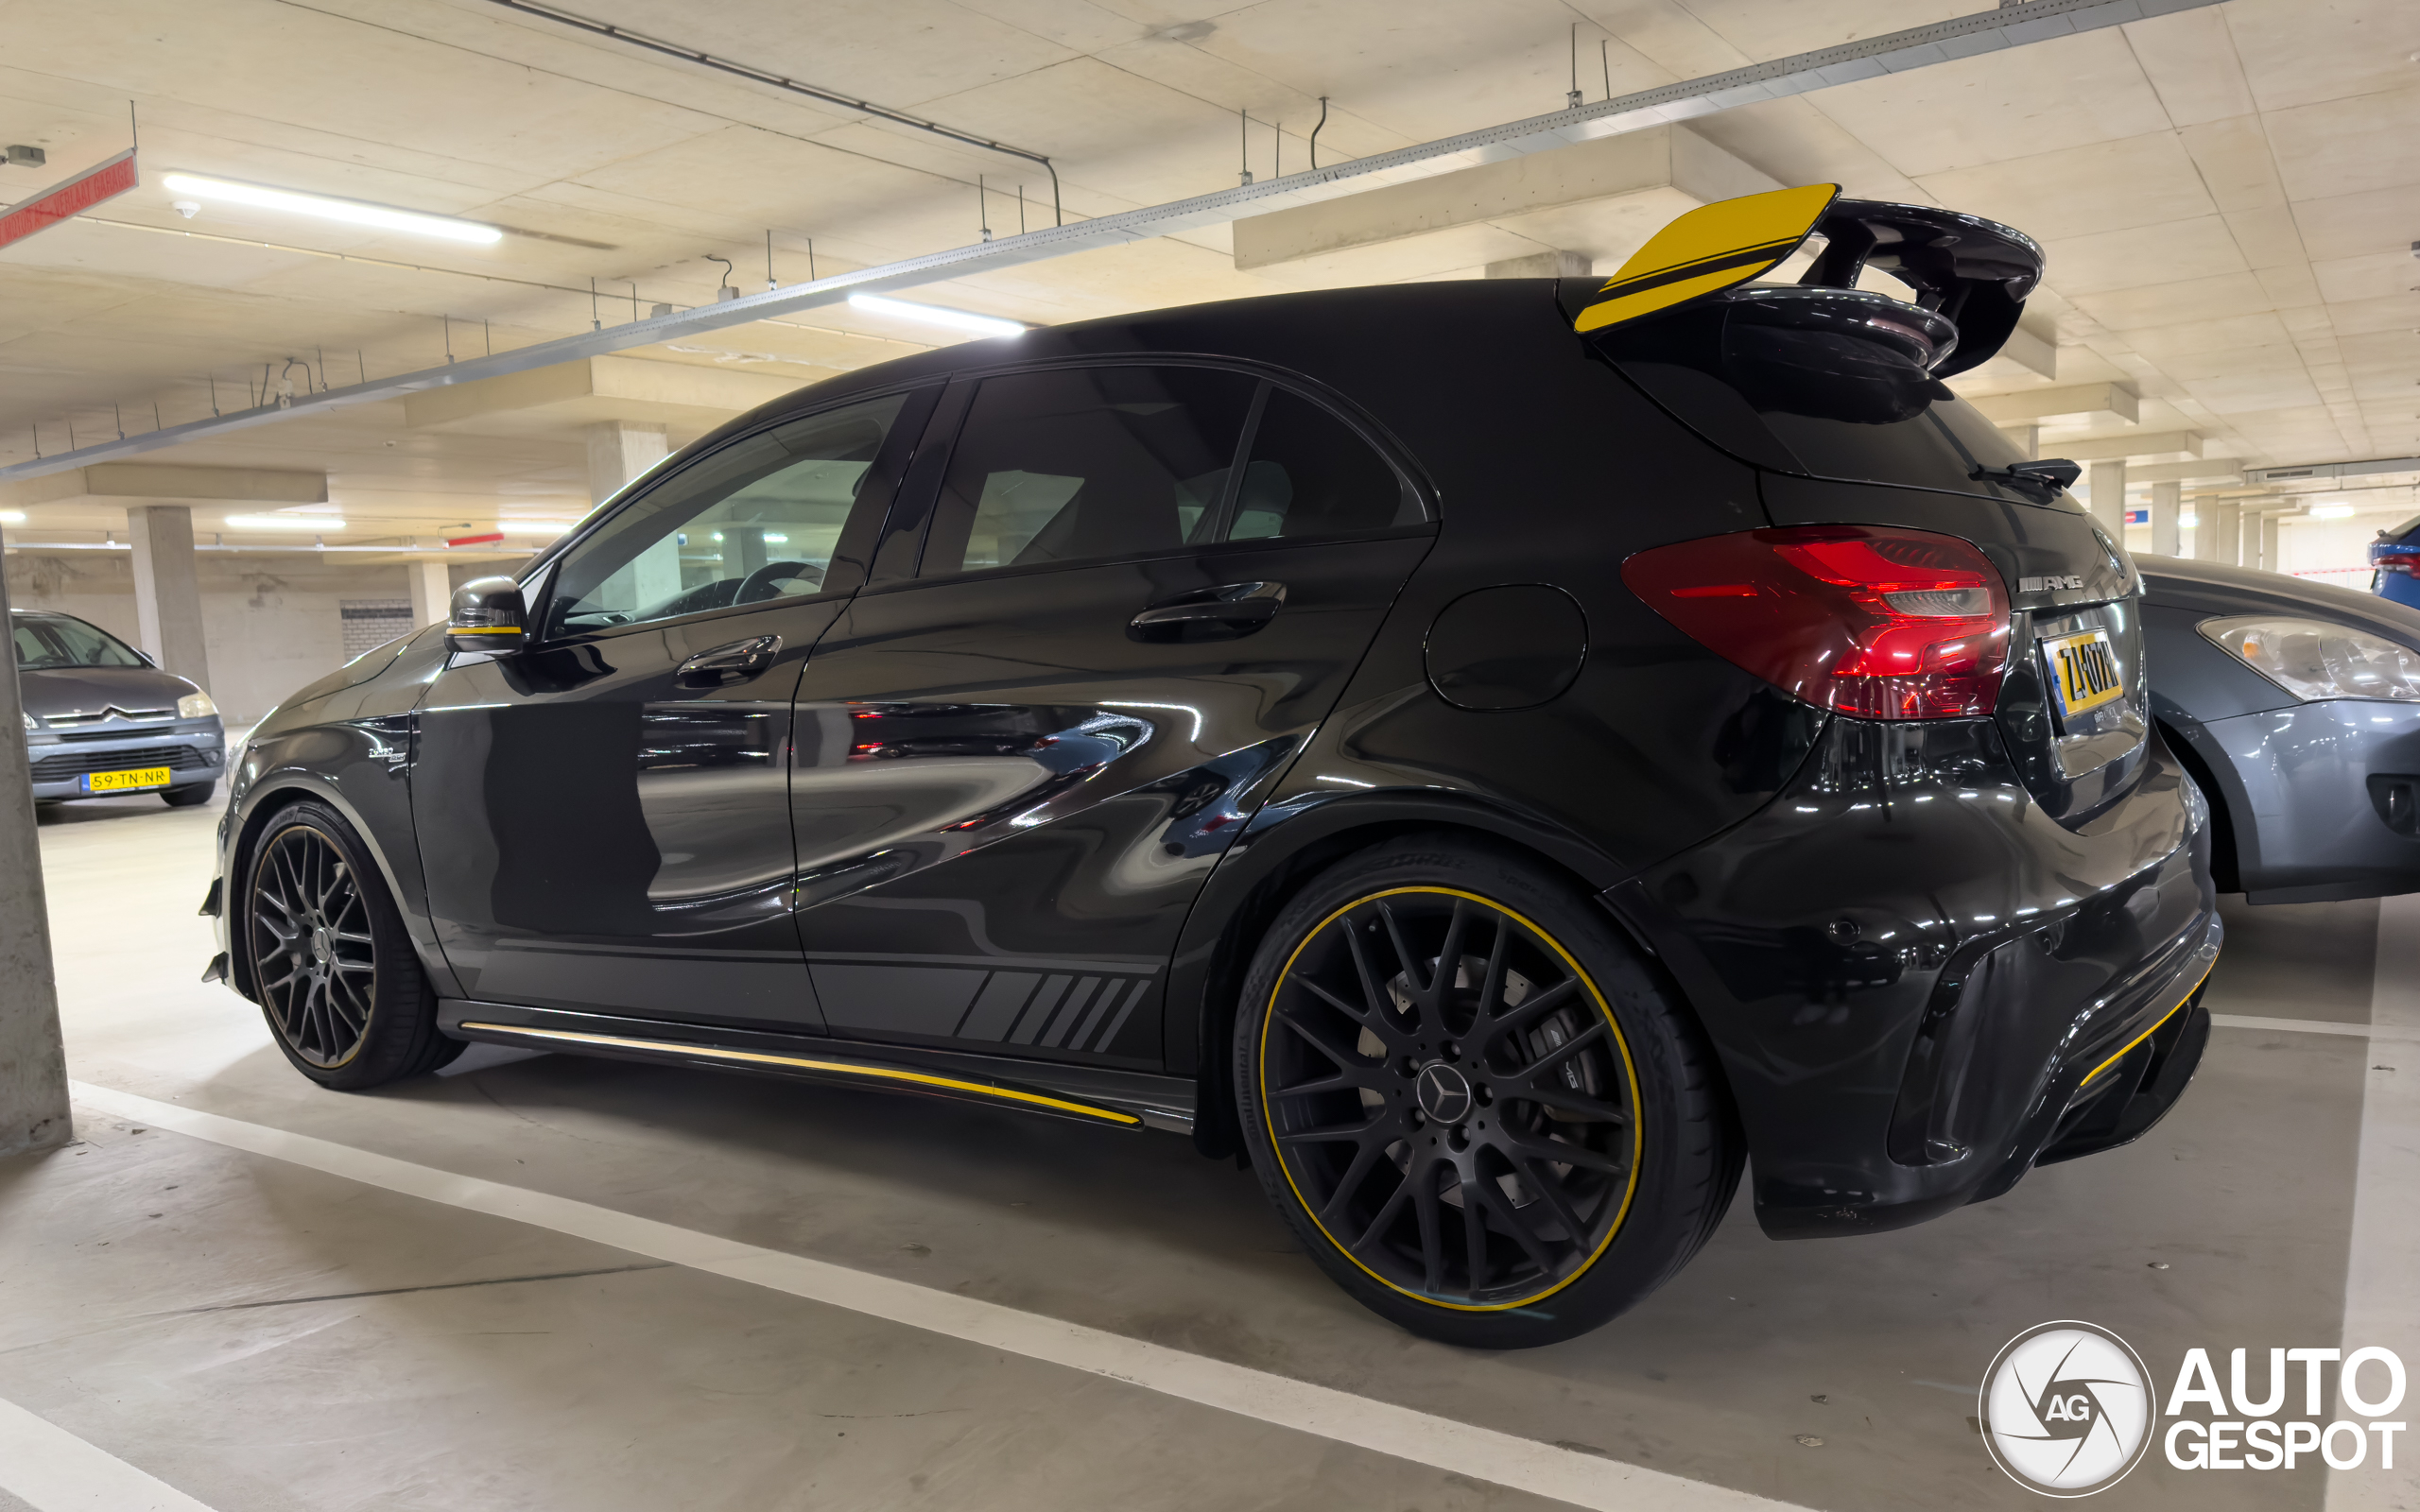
[2152,705,2246,894]
[1171,790,1682,1160]
[222,774,415,1005]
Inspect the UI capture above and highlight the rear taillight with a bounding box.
[1622,524,2011,720]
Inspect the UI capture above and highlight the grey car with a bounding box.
[2142,557,2420,903]
[11,609,227,807]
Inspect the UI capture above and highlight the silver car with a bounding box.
[11,609,227,807]
[2142,557,2420,902]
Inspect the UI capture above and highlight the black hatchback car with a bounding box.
[208,190,2219,1347]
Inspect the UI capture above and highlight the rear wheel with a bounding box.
[1236,835,1739,1348]
[244,800,460,1088]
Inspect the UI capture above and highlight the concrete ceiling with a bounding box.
[1,0,2414,545]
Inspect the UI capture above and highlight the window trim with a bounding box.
[519,382,941,648]
[879,354,1436,592]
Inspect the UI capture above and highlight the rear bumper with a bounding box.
[1608,713,2216,1239]
[2200,698,2420,903]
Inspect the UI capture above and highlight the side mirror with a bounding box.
[446,576,527,655]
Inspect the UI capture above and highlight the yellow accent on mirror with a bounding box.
[1573,182,1841,334]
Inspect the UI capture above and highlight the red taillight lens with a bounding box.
[1622,524,2011,720]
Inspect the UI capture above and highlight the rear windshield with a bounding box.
[1587,286,2041,504]
[2383,513,2420,543]
[11,614,145,669]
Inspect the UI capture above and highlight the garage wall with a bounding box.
[5,551,488,723]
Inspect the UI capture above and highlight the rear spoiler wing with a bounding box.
[1572,185,2045,378]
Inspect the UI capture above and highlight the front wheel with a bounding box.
[243,800,461,1089]
[1236,835,1740,1348]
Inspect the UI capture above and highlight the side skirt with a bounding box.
[438,1000,1196,1133]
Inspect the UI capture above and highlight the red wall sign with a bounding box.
[0,150,139,251]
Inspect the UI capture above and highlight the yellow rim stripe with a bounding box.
[2080,956,2218,1087]
[458,1022,1141,1125]
[1259,886,1645,1314]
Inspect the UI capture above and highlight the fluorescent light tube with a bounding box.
[847,293,1024,338]
[225,514,342,530]
[0,510,24,524]
[161,173,503,246]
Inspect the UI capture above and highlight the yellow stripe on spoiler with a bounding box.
[1574,182,1841,334]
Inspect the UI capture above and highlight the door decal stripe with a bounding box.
[456,1022,1141,1124]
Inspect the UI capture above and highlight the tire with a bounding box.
[242,799,462,1089]
[1235,834,1741,1348]
[164,782,216,808]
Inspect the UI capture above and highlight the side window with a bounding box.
[1223,387,1422,542]
[920,366,1258,577]
[546,391,908,635]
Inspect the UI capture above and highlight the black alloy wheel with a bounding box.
[1237,836,1740,1348]
[245,800,459,1089]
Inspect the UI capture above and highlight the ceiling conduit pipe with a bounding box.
[483,0,1063,226]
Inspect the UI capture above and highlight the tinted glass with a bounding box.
[12,614,144,669]
[1227,387,1421,541]
[1597,289,2038,502]
[547,392,908,635]
[922,366,1256,576]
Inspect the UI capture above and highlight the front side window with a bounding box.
[919,366,1422,578]
[546,391,909,636]
[12,614,145,669]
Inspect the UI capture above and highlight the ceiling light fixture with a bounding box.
[847,293,1024,338]
[225,513,344,530]
[2309,504,2356,520]
[0,510,24,524]
[160,172,503,246]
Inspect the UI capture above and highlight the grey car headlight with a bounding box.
[2199,615,2420,702]
[20,711,35,731]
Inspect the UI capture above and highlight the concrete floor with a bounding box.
[4,790,2414,1511]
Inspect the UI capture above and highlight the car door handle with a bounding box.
[677,634,783,684]
[1128,581,1288,644]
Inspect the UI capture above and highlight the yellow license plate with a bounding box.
[83,765,173,793]
[2044,630,2125,719]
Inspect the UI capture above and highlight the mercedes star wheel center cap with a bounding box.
[1415,1061,1474,1125]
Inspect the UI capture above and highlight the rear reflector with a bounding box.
[1623,524,2011,720]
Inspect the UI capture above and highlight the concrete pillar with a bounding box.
[410,559,454,628]
[2087,460,2128,537]
[2214,502,2242,566]
[586,421,668,507]
[0,558,72,1158]
[125,505,212,691]
[1483,249,1593,279]
[2003,424,2040,461]
[2150,481,2183,558]
[2240,507,2264,571]
[2260,512,2281,575]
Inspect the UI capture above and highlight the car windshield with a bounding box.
[1585,284,2045,505]
[11,614,147,669]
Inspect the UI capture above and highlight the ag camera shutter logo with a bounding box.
[1980,1321,2154,1496]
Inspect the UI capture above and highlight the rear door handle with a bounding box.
[677,634,782,684]
[1128,581,1288,644]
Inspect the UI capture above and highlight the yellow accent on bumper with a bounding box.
[2080,957,2218,1087]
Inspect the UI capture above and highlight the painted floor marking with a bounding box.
[2209,1013,2420,1041]
[67,1080,1804,1512]
[0,1393,224,1512]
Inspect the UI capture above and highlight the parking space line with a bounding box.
[66,1080,1805,1512]
[0,1394,223,1512]
[2328,895,2420,1511]
[2208,1013,2420,1040]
